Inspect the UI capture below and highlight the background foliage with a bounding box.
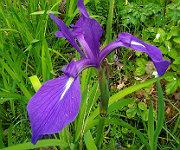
[0,0,179,149]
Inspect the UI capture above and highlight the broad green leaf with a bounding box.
[154,80,165,149]
[109,78,157,105]
[86,78,157,127]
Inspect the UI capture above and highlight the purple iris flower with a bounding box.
[27,0,170,144]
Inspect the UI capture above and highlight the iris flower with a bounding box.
[27,0,170,144]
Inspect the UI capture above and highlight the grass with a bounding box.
[0,0,179,149]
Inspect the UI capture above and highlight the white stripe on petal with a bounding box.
[60,77,74,100]
[131,41,145,47]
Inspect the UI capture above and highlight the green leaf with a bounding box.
[167,26,179,40]
[105,0,115,44]
[148,102,154,150]
[41,38,53,82]
[75,69,95,142]
[86,78,158,127]
[29,75,42,92]
[173,57,180,65]
[109,78,157,105]
[166,80,178,95]
[141,110,148,121]
[126,108,137,118]
[154,80,165,149]
[138,102,147,110]
[30,10,60,15]
[1,139,65,150]
[7,126,13,147]
[0,120,5,149]
[108,99,134,113]
[134,66,146,76]
[107,118,150,150]
[173,37,180,44]
[30,10,45,15]
[84,131,97,150]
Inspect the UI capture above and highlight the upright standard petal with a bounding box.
[100,32,170,76]
[27,75,81,144]
[77,0,89,18]
[49,14,84,56]
[72,0,103,60]
[73,16,103,60]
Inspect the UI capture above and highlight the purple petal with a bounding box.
[49,14,84,56]
[27,75,81,144]
[100,32,170,76]
[73,16,103,60]
[153,60,170,76]
[99,41,126,62]
[118,33,170,76]
[77,0,89,18]
[55,31,64,38]
[76,34,95,59]
[70,0,103,60]
[61,58,97,78]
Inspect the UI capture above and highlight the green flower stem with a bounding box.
[95,65,110,147]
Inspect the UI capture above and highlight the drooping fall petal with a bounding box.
[27,75,81,144]
[100,32,170,76]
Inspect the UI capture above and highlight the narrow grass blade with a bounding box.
[0,59,31,100]
[1,139,64,150]
[75,69,94,142]
[84,130,97,150]
[85,98,134,132]
[148,100,154,150]
[41,38,53,82]
[7,125,13,146]
[107,118,150,150]
[0,118,5,148]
